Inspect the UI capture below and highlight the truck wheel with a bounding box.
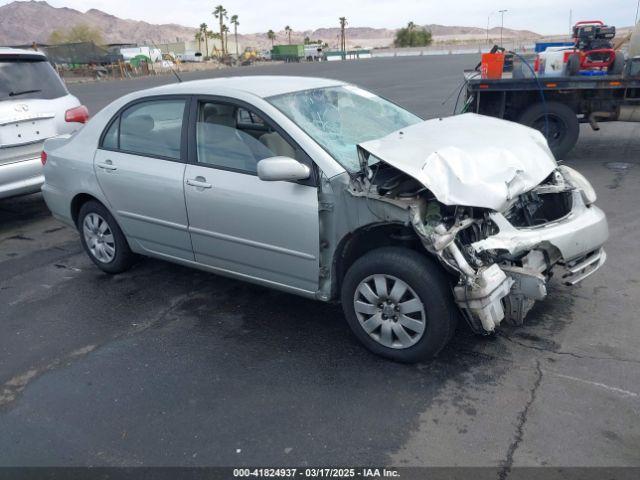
[609,54,624,75]
[567,53,580,76]
[518,101,579,160]
[78,200,136,274]
[341,247,457,363]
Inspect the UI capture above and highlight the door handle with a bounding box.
[186,177,212,189]
[97,159,117,171]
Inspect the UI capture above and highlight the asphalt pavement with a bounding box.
[1,55,639,470]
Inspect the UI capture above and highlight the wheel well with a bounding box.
[70,193,101,226]
[332,222,425,298]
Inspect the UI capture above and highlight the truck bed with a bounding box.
[464,70,639,92]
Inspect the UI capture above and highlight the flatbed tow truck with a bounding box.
[463,70,640,158]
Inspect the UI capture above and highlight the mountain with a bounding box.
[0,1,196,45]
[0,0,542,49]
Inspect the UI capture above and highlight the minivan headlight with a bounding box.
[559,166,597,205]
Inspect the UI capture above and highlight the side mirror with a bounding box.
[257,156,310,182]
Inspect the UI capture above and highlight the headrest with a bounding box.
[122,114,154,135]
[203,103,236,128]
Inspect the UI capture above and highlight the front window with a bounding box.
[268,86,421,171]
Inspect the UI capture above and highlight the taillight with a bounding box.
[65,105,90,124]
[41,151,47,166]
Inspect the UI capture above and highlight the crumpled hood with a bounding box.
[358,113,557,211]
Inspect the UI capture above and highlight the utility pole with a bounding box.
[487,12,492,43]
[636,0,640,24]
[498,9,507,47]
[569,9,572,31]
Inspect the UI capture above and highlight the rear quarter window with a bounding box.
[0,58,68,100]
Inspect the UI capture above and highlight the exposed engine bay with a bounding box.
[347,155,608,335]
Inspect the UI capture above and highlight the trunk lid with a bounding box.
[0,97,79,165]
[358,113,557,212]
[0,100,57,165]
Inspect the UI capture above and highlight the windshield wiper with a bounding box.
[1,89,42,99]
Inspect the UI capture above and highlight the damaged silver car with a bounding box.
[41,77,608,362]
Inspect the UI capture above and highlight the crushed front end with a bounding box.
[348,159,608,335]
[351,114,608,334]
[408,166,608,333]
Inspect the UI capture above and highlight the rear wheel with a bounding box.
[518,101,579,160]
[78,200,135,274]
[341,247,457,363]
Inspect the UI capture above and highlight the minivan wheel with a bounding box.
[341,247,457,363]
[77,200,135,274]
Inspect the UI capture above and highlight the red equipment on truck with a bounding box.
[567,20,624,75]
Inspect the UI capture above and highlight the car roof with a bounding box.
[140,76,347,99]
[0,47,47,58]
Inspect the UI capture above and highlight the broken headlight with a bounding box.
[559,166,597,205]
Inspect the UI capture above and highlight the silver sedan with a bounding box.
[42,76,608,362]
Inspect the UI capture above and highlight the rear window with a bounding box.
[0,58,68,100]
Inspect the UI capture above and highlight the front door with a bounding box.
[184,99,320,293]
[94,97,193,260]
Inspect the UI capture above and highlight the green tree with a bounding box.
[393,22,432,48]
[267,29,276,47]
[48,23,103,45]
[48,29,67,44]
[231,14,239,56]
[194,31,203,52]
[284,25,292,44]
[213,5,228,54]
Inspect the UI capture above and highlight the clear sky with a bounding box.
[5,0,639,35]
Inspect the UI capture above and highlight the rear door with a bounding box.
[183,97,320,293]
[94,96,193,261]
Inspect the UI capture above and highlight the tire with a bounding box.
[77,200,135,274]
[341,247,457,363]
[609,54,624,75]
[567,53,580,76]
[518,101,579,160]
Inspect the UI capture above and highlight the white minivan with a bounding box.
[0,48,88,199]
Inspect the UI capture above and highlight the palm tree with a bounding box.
[200,23,209,57]
[339,17,347,54]
[407,21,416,32]
[194,31,203,53]
[213,5,228,54]
[230,14,239,56]
[267,29,276,47]
[284,25,292,44]
[222,24,230,55]
[210,31,222,56]
[206,29,216,57]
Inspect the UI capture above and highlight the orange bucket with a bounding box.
[481,53,505,79]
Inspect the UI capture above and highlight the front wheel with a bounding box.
[341,247,457,363]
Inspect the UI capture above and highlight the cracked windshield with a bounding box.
[268,85,421,171]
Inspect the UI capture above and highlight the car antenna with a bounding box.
[149,39,183,83]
